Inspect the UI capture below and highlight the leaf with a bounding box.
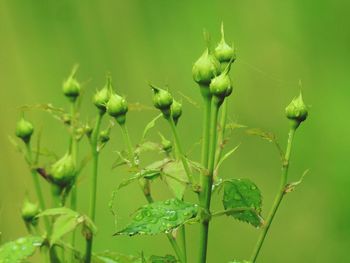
[37,207,96,245]
[51,213,79,245]
[162,161,188,199]
[93,251,142,263]
[285,169,309,193]
[0,236,43,262]
[135,141,160,155]
[37,207,77,217]
[115,199,198,236]
[225,122,247,131]
[228,260,251,263]
[222,179,263,227]
[141,114,162,141]
[149,255,177,263]
[215,145,240,171]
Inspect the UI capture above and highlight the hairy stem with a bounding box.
[85,112,104,263]
[198,97,221,263]
[250,127,296,263]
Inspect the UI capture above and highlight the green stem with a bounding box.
[198,97,221,263]
[85,112,104,263]
[215,99,228,168]
[120,123,134,165]
[69,101,78,260]
[250,127,296,263]
[167,117,194,186]
[25,143,50,233]
[202,97,211,168]
[167,234,186,263]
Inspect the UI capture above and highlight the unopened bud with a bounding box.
[106,93,128,125]
[15,117,34,143]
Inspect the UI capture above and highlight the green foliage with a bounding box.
[222,179,263,227]
[163,161,188,199]
[37,207,96,245]
[93,251,177,263]
[115,199,198,236]
[0,236,43,262]
[228,260,251,263]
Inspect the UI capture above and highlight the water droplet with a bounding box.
[251,185,257,190]
[135,213,143,221]
[166,211,178,221]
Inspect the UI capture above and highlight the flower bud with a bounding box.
[106,93,128,125]
[50,153,76,188]
[285,92,308,128]
[171,99,182,124]
[93,75,112,112]
[84,124,93,138]
[99,130,110,143]
[21,199,39,225]
[15,117,34,143]
[209,71,232,102]
[62,66,81,102]
[159,133,172,154]
[151,85,173,117]
[192,49,220,85]
[214,23,236,71]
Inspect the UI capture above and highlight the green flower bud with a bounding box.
[93,75,112,112]
[84,124,93,138]
[63,66,81,102]
[285,92,308,128]
[15,117,34,143]
[50,153,76,188]
[106,93,128,125]
[192,49,220,85]
[151,85,173,117]
[209,71,232,101]
[21,199,39,225]
[99,130,110,143]
[159,133,172,153]
[171,99,182,124]
[214,23,236,70]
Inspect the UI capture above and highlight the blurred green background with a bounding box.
[0,0,349,262]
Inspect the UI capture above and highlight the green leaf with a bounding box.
[141,114,162,141]
[135,141,160,155]
[38,207,97,245]
[222,179,263,227]
[228,260,251,263]
[0,236,43,262]
[51,213,79,245]
[149,255,177,263]
[115,199,198,236]
[93,251,142,263]
[162,161,188,199]
[215,145,240,171]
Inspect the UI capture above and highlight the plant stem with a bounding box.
[85,112,104,263]
[69,101,78,260]
[250,127,296,263]
[167,117,194,186]
[25,143,50,233]
[167,234,186,263]
[215,99,228,168]
[198,97,221,263]
[120,123,134,164]
[201,97,211,168]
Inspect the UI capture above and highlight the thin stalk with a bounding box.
[250,127,296,263]
[167,117,194,186]
[85,112,104,263]
[168,119,188,262]
[215,99,228,168]
[198,97,221,263]
[69,101,78,260]
[120,123,134,164]
[167,234,186,263]
[201,97,211,168]
[25,143,50,233]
